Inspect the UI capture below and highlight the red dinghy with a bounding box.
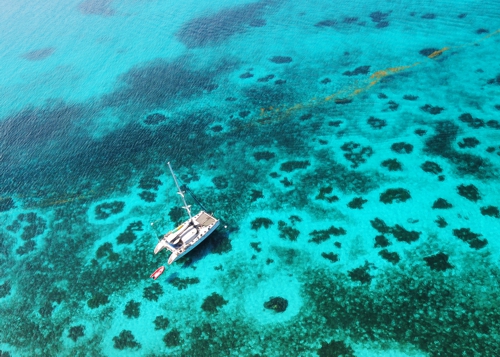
[150,266,165,280]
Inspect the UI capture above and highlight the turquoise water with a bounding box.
[1,0,500,355]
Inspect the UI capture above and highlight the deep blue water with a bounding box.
[1,0,500,356]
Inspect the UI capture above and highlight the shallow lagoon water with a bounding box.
[1,0,500,356]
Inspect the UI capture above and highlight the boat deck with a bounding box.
[197,211,217,227]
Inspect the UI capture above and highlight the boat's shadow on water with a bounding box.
[177,228,234,268]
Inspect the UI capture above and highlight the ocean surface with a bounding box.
[1,0,500,356]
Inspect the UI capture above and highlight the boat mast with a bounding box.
[168,162,194,223]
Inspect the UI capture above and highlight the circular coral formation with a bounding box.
[94,201,125,220]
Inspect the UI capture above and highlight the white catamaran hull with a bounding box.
[154,210,220,264]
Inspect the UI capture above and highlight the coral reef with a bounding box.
[251,218,273,230]
[374,235,390,248]
[341,142,373,168]
[124,300,140,318]
[143,283,164,301]
[113,330,141,350]
[212,176,229,189]
[343,65,370,76]
[201,292,228,313]
[309,226,347,243]
[347,197,367,209]
[250,242,261,252]
[264,297,288,312]
[68,325,85,342]
[169,277,200,291]
[459,113,484,128]
[380,188,411,204]
[432,198,452,209]
[321,252,339,262]
[316,186,339,202]
[480,205,499,218]
[163,328,182,347]
[0,281,11,298]
[169,206,184,224]
[277,220,300,241]
[403,95,419,100]
[87,292,110,309]
[421,161,442,174]
[317,340,355,357]
[348,262,372,284]
[457,184,481,202]
[391,142,413,154]
[367,116,386,129]
[139,175,162,190]
[95,201,125,220]
[279,160,310,172]
[379,249,400,264]
[253,151,275,161]
[250,189,263,203]
[458,137,480,148]
[381,158,402,171]
[421,104,444,115]
[269,56,292,64]
[139,191,156,202]
[371,218,420,243]
[424,252,453,271]
[117,221,143,244]
[153,315,170,330]
[452,228,487,249]
[435,216,448,228]
[257,75,275,83]
[0,197,15,212]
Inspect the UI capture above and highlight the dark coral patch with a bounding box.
[381,158,402,171]
[201,292,228,313]
[457,184,481,202]
[458,113,484,128]
[153,316,170,330]
[264,297,288,312]
[280,160,310,172]
[315,20,337,28]
[458,137,480,148]
[391,225,420,243]
[321,78,331,84]
[374,235,390,248]
[318,340,355,357]
[250,189,263,203]
[432,198,452,209]
[113,330,141,350]
[239,110,251,118]
[253,151,275,161]
[453,228,487,249]
[403,95,419,100]
[384,100,399,111]
[334,98,352,104]
[343,65,370,76]
[95,201,125,220]
[421,13,436,19]
[436,216,448,228]
[0,197,15,212]
[421,161,442,174]
[421,104,444,115]
[419,48,440,56]
[169,277,200,291]
[251,218,273,230]
[21,47,55,61]
[176,2,267,47]
[348,262,372,284]
[367,116,386,129]
[249,18,266,27]
[347,197,367,209]
[476,28,489,34]
[68,325,85,342]
[309,226,347,244]
[316,186,339,203]
[277,220,300,241]
[123,300,140,318]
[163,329,182,347]
[341,142,373,168]
[257,74,275,83]
[143,283,164,301]
[239,72,254,79]
[212,176,228,189]
[480,206,500,218]
[0,281,11,299]
[380,188,411,204]
[87,292,110,309]
[211,125,223,132]
[269,56,292,64]
[424,252,453,271]
[322,252,339,262]
[486,120,500,129]
[379,249,400,264]
[391,142,413,154]
[415,129,427,136]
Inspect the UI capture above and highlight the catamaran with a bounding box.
[152,162,220,264]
